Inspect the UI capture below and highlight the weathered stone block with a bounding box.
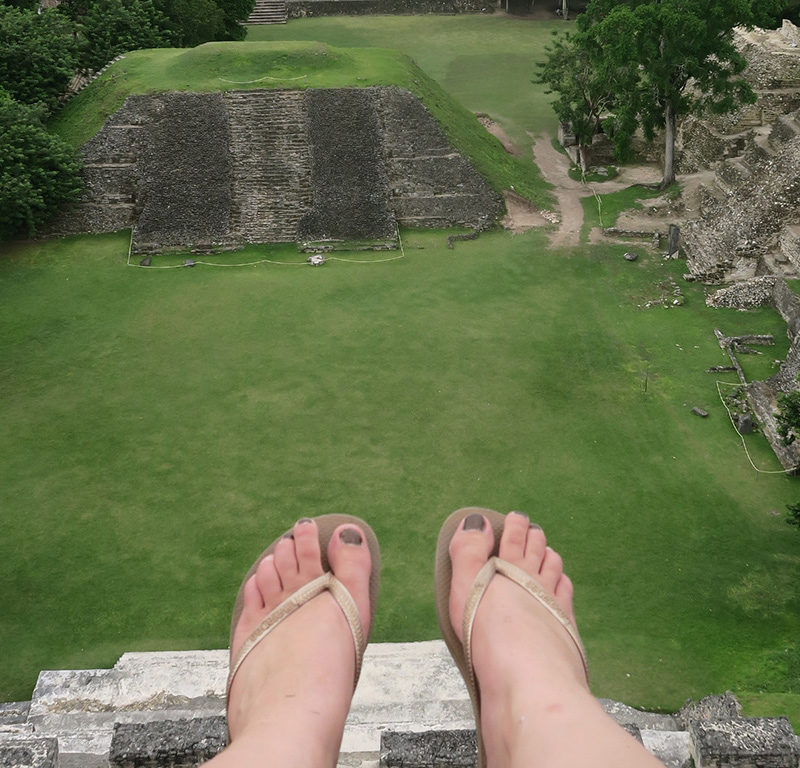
[0,738,57,768]
[0,702,29,727]
[379,729,476,768]
[109,716,226,768]
[689,717,799,768]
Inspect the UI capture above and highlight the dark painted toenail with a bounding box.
[464,513,485,531]
[510,510,529,521]
[339,528,362,545]
[529,522,543,531]
[297,517,313,525]
[282,532,294,540]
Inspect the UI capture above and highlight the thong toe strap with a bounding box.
[226,571,365,697]
[462,557,589,698]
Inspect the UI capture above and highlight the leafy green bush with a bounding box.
[0,90,82,240]
[0,6,78,112]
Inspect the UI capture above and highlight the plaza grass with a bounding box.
[4,231,800,722]
[3,14,800,724]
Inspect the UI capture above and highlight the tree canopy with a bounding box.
[0,89,83,240]
[0,6,78,111]
[544,0,768,186]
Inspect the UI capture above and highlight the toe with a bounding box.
[498,510,530,563]
[448,512,495,642]
[273,533,301,591]
[523,524,547,571]
[293,518,325,581]
[254,554,283,606]
[327,524,374,637]
[538,546,564,592]
[553,572,577,625]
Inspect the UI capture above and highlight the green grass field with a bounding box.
[3,14,800,725]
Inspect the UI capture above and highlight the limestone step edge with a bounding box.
[3,642,799,768]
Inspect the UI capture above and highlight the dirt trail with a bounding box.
[531,133,661,247]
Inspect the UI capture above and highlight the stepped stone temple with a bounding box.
[48,87,502,254]
[2,641,799,768]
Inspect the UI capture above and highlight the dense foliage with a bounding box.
[77,0,174,71]
[0,89,82,239]
[543,0,771,186]
[0,5,78,111]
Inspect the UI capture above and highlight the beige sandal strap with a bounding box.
[226,571,365,697]
[462,557,589,699]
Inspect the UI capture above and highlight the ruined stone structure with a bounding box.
[707,276,800,471]
[676,22,800,283]
[2,646,798,768]
[46,87,502,254]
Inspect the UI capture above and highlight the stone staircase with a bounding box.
[376,88,503,229]
[246,0,287,24]
[225,90,311,244]
[2,641,799,768]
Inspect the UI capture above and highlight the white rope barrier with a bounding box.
[715,379,795,474]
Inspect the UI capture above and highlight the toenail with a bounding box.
[282,532,294,540]
[510,510,529,522]
[297,517,313,525]
[339,528,362,545]
[529,522,543,531]
[464,513,485,531]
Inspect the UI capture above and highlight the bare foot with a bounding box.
[209,517,374,768]
[446,509,663,768]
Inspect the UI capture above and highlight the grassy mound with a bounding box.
[49,41,552,209]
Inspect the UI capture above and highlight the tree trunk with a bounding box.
[578,143,590,173]
[661,100,676,189]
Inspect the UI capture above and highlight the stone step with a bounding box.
[4,643,800,768]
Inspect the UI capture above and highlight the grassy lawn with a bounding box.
[3,230,800,723]
[3,14,800,726]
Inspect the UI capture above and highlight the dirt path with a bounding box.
[531,132,661,247]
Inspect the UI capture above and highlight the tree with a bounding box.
[78,0,173,71]
[573,0,765,188]
[155,0,224,47]
[0,89,83,240]
[538,30,639,171]
[0,6,78,112]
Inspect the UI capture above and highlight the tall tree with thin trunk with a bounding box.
[577,0,764,188]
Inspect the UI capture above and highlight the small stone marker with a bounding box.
[692,407,709,418]
[184,259,195,268]
[737,414,754,434]
[139,256,151,267]
[624,252,639,262]
[306,253,326,266]
[668,225,680,258]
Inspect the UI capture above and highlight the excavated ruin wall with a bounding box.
[50,87,502,253]
[286,0,489,17]
[297,89,396,246]
[683,134,800,280]
[706,276,800,470]
[133,92,232,252]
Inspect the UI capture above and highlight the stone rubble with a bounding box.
[1,644,798,768]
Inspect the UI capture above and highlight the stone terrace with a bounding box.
[2,642,799,768]
[47,88,502,255]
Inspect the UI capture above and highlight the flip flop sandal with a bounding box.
[434,507,588,768]
[226,514,381,733]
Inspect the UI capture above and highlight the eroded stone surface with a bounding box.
[689,717,800,768]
